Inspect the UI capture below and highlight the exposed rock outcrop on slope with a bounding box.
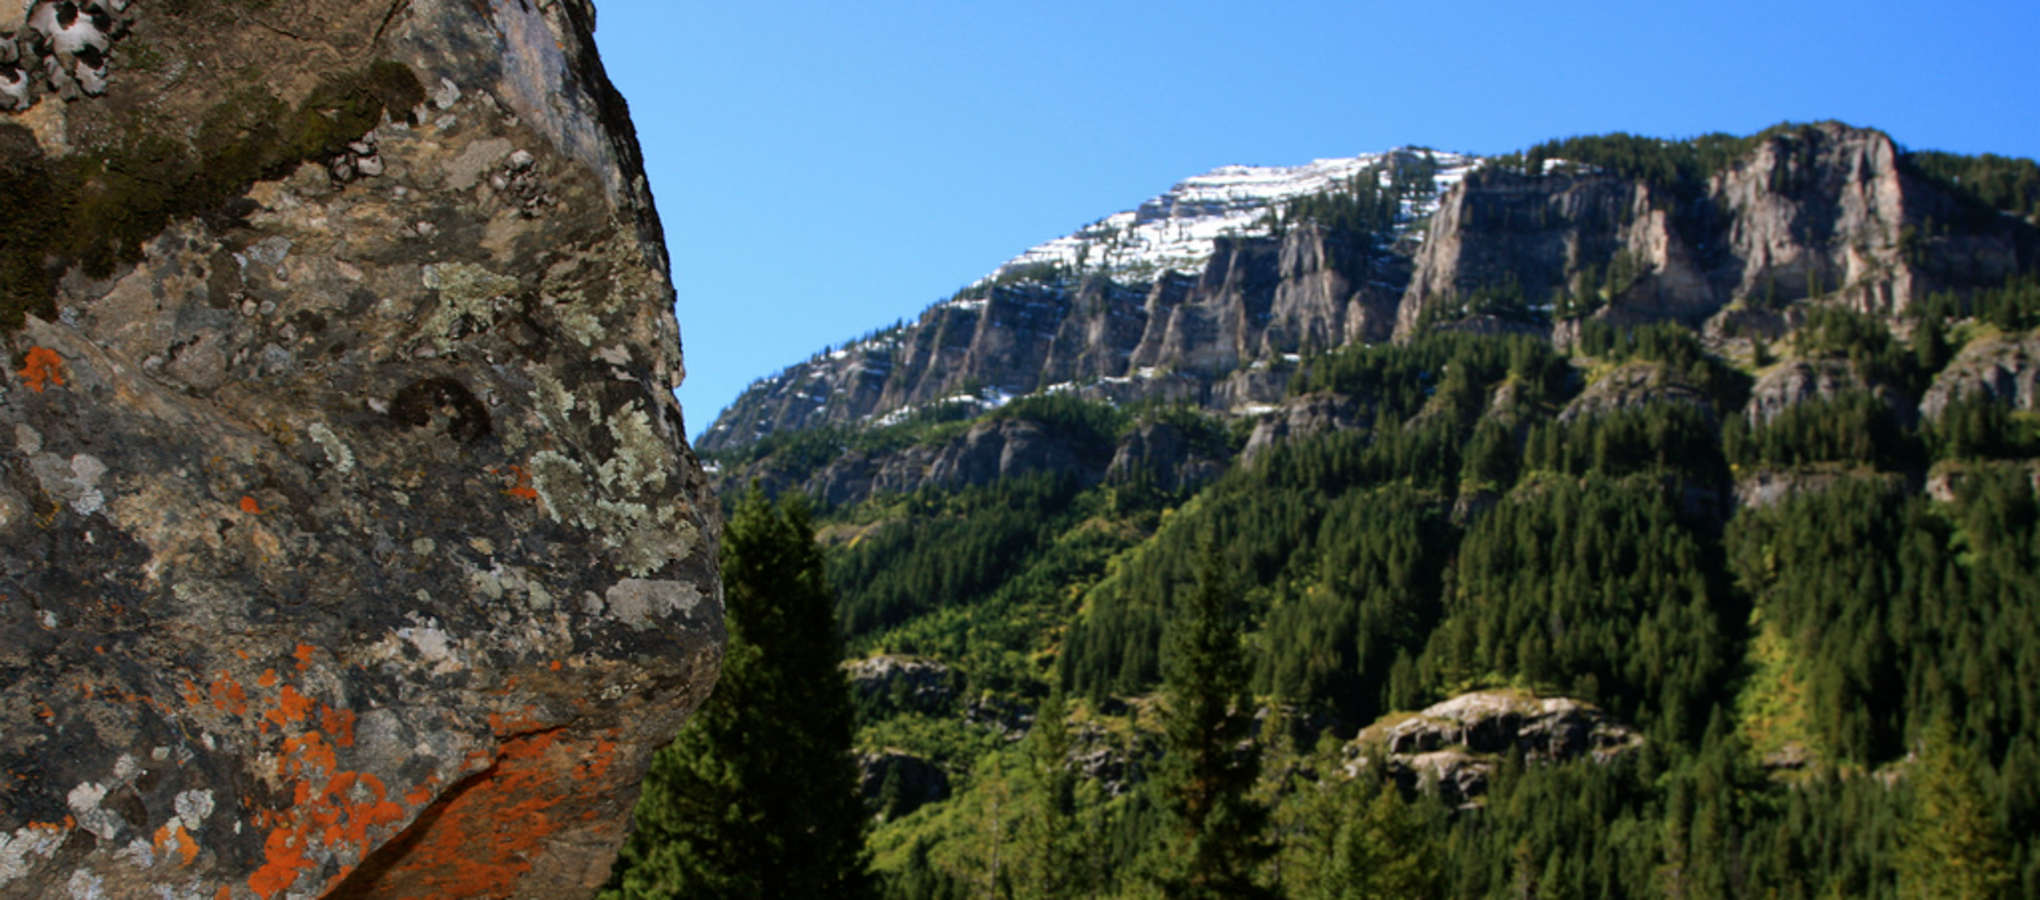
[1919,332,2040,418]
[1348,691,1643,805]
[1397,122,2034,338]
[700,222,1397,452]
[0,2,720,897]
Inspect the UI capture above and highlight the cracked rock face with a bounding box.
[0,1,721,898]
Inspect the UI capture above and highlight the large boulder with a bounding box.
[1351,691,1642,805]
[0,1,721,897]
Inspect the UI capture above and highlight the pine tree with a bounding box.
[1145,541,1274,898]
[1898,720,2012,900]
[603,488,872,899]
[1014,689,1086,898]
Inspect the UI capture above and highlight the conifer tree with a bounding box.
[1899,720,2012,900]
[1014,688,1086,898]
[603,488,871,899]
[1145,541,1274,898]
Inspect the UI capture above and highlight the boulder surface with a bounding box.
[0,1,721,897]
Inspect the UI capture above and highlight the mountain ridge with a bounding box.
[701,121,2037,455]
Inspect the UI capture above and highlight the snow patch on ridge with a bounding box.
[972,147,1481,288]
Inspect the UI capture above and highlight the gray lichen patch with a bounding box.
[419,262,520,353]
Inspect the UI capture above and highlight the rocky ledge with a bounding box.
[1348,691,1643,805]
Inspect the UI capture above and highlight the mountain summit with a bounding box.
[700,123,2035,453]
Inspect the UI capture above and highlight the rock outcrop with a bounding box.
[1240,391,1366,465]
[1559,361,1716,422]
[1349,691,1643,805]
[857,751,949,820]
[1919,333,2040,419]
[0,2,720,898]
[699,222,1392,453]
[1397,123,2033,338]
[1742,359,1898,426]
[845,655,957,717]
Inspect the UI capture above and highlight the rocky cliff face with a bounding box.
[1398,122,2033,337]
[705,123,2034,457]
[0,2,719,898]
[699,222,1393,453]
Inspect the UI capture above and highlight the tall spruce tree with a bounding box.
[603,488,871,899]
[1014,688,1086,898]
[1145,541,1274,898]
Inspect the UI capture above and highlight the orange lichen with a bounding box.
[258,669,278,688]
[548,660,562,672]
[16,347,65,393]
[209,673,248,716]
[239,496,261,514]
[294,644,316,671]
[264,684,314,730]
[486,709,545,737]
[497,464,538,501]
[403,776,440,808]
[321,705,358,748]
[249,826,313,899]
[334,731,585,896]
[153,821,200,867]
[251,705,411,898]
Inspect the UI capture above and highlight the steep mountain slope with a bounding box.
[701,124,2040,896]
[702,123,2036,454]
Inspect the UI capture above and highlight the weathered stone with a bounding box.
[844,655,956,716]
[857,751,950,820]
[1105,421,1228,494]
[1240,391,1366,466]
[0,2,720,897]
[1559,361,1715,423]
[1919,333,2040,420]
[1351,691,1642,805]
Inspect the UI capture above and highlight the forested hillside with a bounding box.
[691,128,2040,898]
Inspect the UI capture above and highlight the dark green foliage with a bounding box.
[604,489,871,899]
[1492,123,1825,198]
[745,314,2040,897]
[831,473,1083,643]
[1256,486,1452,725]
[1144,546,1273,898]
[1728,472,2040,766]
[1265,151,1441,238]
[1724,392,1920,469]
[1420,476,1737,740]
[1912,275,2040,332]
[1524,401,1725,481]
[988,393,1128,459]
[1574,319,1752,410]
[1790,305,1925,392]
[1929,392,2040,460]
[0,62,423,331]
[1012,690,1087,899]
[1903,150,2040,221]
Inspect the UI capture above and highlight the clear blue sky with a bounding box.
[589,0,2039,440]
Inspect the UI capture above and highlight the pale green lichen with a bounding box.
[557,301,604,348]
[420,263,520,352]
[532,372,578,433]
[305,422,354,474]
[596,405,665,493]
